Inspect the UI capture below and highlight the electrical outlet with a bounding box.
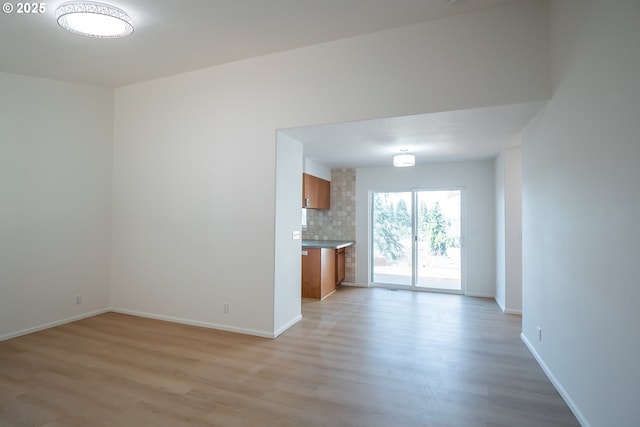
[223,303,229,314]
[74,295,81,305]
[537,326,542,342]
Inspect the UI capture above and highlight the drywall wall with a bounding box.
[495,147,522,313]
[111,0,549,336]
[495,151,507,310]
[303,158,331,181]
[521,0,640,425]
[503,148,522,313]
[0,72,113,339]
[273,133,303,335]
[355,161,495,296]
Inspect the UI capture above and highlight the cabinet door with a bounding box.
[301,248,321,298]
[302,174,309,208]
[302,247,337,299]
[320,248,336,298]
[336,248,345,284]
[302,173,330,209]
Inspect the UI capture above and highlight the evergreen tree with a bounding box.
[427,201,450,256]
[373,194,403,261]
[395,198,411,238]
[417,201,429,241]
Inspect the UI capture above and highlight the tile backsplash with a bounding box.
[303,168,356,282]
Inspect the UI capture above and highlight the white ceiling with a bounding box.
[0,0,543,167]
[0,0,514,87]
[283,101,546,168]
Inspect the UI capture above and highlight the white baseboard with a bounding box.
[339,281,370,288]
[465,291,495,298]
[2,307,298,341]
[521,333,590,427]
[274,314,302,337]
[494,297,522,315]
[0,308,110,341]
[109,307,276,338]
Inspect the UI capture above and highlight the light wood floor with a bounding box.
[0,287,579,426]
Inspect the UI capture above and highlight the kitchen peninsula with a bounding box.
[301,240,354,300]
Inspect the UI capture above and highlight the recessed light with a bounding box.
[56,1,134,38]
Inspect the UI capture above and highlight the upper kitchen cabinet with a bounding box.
[302,173,330,210]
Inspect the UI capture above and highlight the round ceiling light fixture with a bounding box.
[56,1,134,38]
[393,149,416,168]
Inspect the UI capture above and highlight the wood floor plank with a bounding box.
[0,287,579,426]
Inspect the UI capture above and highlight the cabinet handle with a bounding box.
[304,198,310,207]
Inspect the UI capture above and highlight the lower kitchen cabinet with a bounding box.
[336,247,345,285]
[302,247,337,300]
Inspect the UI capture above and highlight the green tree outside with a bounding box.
[374,193,457,262]
[427,201,448,256]
[373,193,404,261]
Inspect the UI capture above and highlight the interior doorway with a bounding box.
[371,189,463,293]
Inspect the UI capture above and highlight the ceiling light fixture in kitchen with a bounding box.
[393,149,415,167]
[56,1,134,38]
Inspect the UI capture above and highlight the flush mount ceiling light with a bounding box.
[56,1,134,38]
[393,149,415,168]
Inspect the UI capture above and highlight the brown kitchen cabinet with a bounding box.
[302,247,337,300]
[302,173,330,210]
[336,247,345,285]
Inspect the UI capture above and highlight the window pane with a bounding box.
[372,192,413,286]
[416,190,461,291]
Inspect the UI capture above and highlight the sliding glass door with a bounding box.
[371,189,462,292]
[371,192,413,286]
[415,190,462,291]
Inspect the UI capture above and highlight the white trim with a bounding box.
[109,307,276,338]
[521,333,591,427]
[1,307,295,341]
[494,297,522,315]
[465,291,495,298]
[0,308,110,341]
[340,281,370,288]
[274,314,302,337]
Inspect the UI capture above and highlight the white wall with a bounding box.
[274,133,303,335]
[495,147,522,314]
[503,148,522,313]
[110,0,549,337]
[0,0,549,340]
[303,158,331,181]
[495,152,506,309]
[521,1,640,426]
[0,72,113,339]
[355,161,495,296]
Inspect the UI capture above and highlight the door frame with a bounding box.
[368,186,466,295]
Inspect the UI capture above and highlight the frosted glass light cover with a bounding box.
[56,2,133,38]
[393,153,415,167]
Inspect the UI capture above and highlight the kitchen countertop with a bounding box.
[302,240,355,249]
